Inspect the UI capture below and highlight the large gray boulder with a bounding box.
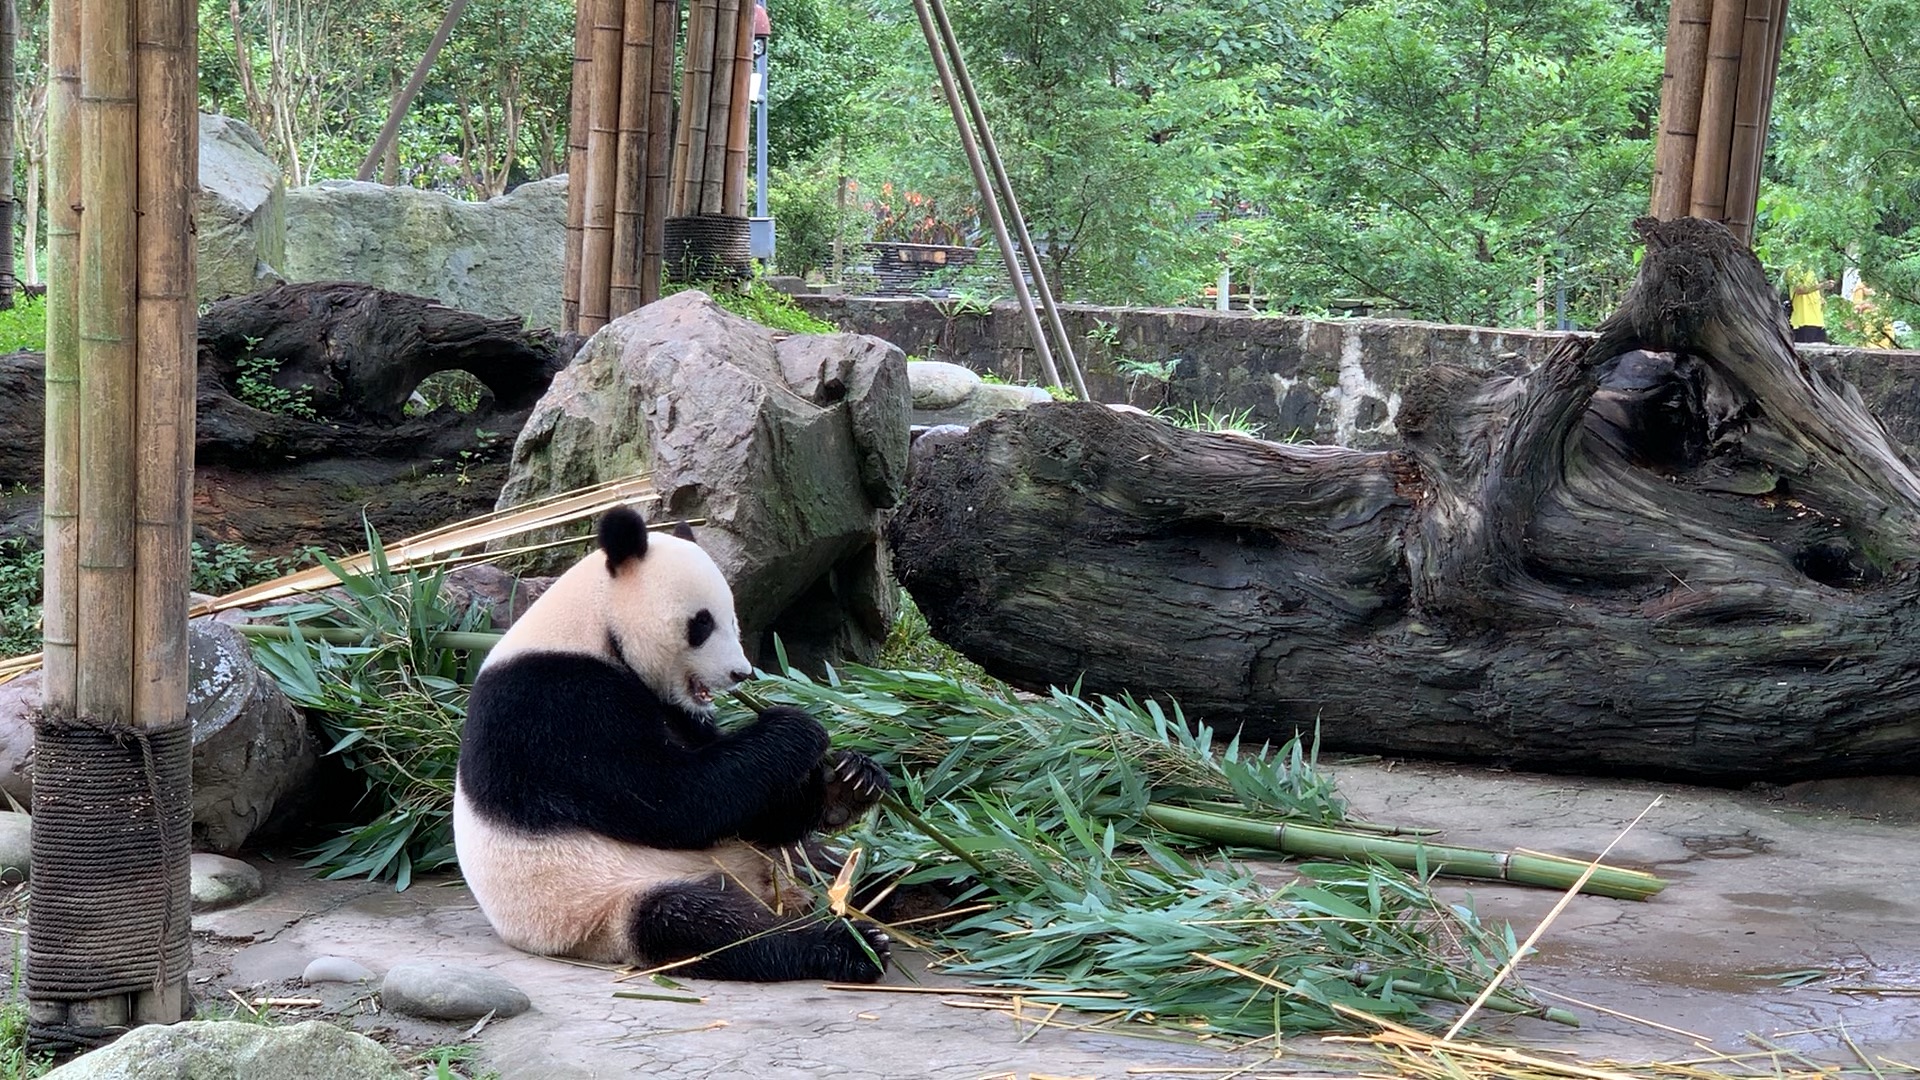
[0,621,316,853]
[40,1020,407,1080]
[196,113,287,304]
[285,177,567,330]
[499,290,911,668]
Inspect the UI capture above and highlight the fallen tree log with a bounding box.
[889,218,1920,782]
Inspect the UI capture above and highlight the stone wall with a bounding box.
[796,295,1920,452]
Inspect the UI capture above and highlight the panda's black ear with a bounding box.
[599,506,649,574]
[672,520,697,544]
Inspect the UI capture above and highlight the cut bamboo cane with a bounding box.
[76,0,138,725]
[1686,0,1747,223]
[132,0,194,737]
[561,0,594,333]
[669,0,703,213]
[609,0,654,318]
[577,0,626,335]
[1751,0,1788,208]
[1649,0,1712,219]
[1141,805,1668,901]
[41,0,80,714]
[640,0,677,304]
[673,0,718,215]
[721,0,754,218]
[698,0,739,216]
[1720,0,1776,244]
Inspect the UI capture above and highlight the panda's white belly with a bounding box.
[451,782,792,963]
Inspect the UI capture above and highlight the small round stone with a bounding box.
[302,955,376,985]
[381,962,530,1021]
[0,811,30,884]
[190,853,263,910]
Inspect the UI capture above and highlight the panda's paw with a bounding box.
[818,751,891,830]
[823,920,890,983]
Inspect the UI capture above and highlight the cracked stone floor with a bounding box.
[171,760,1920,1079]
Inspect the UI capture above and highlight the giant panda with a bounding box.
[452,505,892,982]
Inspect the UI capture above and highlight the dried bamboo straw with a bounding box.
[41,0,80,713]
[1686,0,1747,222]
[1649,0,1712,219]
[578,0,627,335]
[698,0,739,216]
[561,0,594,333]
[1720,0,1776,244]
[641,0,678,303]
[76,0,138,724]
[673,0,718,215]
[132,0,194,738]
[721,0,755,217]
[609,0,655,318]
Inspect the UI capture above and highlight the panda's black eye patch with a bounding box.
[687,609,716,648]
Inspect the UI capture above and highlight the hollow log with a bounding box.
[890,219,1920,783]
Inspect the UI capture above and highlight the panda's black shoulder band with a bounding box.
[599,506,649,572]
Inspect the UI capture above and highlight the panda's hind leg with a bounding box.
[628,876,890,983]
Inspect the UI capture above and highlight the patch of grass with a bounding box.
[877,593,1000,689]
[410,1045,498,1080]
[0,1002,52,1079]
[665,277,836,335]
[235,348,320,420]
[1156,402,1267,440]
[406,371,488,417]
[0,297,45,355]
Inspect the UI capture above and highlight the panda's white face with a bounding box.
[605,532,755,715]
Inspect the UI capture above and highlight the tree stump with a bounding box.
[890,219,1920,782]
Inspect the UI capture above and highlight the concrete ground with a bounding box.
[183,760,1920,1079]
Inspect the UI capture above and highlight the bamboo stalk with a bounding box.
[132,0,194,734]
[1686,0,1747,222]
[577,0,626,335]
[561,0,593,333]
[1752,0,1788,203]
[641,0,677,303]
[1720,0,1776,244]
[41,0,80,714]
[1649,0,1713,219]
[76,0,138,725]
[698,0,739,216]
[721,0,754,217]
[609,0,655,318]
[1141,805,1667,901]
[673,0,718,215]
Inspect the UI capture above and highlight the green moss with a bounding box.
[0,297,45,355]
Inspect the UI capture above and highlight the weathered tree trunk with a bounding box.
[890,219,1920,783]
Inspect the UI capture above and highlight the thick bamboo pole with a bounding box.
[721,0,754,218]
[1687,0,1747,222]
[561,0,594,333]
[609,0,655,317]
[76,0,138,726]
[577,0,626,336]
[1649,0,1712,219]
[698,0,738,216]
[41,0,80,712]
[640,0,678,303]
[1720,0,1776,244]
[672,0,717,214]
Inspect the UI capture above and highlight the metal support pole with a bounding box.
[924,0,1087,399]
[911,0,1063,391]
[753,0,768,219]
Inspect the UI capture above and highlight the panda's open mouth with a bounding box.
[687,676,715,707]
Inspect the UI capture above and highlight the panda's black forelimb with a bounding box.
[462,653,833,849]
[732,746,891,845]
[628,875,890,982]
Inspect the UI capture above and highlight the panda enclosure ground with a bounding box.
[891,218,1920,783]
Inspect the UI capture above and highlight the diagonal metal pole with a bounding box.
[910,0,1063,392]
[925,0,1088,400]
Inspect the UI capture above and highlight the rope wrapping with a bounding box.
[664,214,753,282]
[26,713,192,1048]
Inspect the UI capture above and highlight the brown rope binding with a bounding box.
[27,713,192,1051]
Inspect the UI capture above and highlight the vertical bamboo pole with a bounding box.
[131,0,194,1024]
[1650,0,1713,219]
[641,0,678,303]
[1720,0,1776,244]
[672,0,716,214]
[698,0,737,215]
[1687,0,1746,222]
[1753,0,1788,184]
[577,0,625,335]
[561,0,594,333]
[721,0,754,218]
[76,0,138,729]
[608,0,654,317]
[42,0,79,713]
